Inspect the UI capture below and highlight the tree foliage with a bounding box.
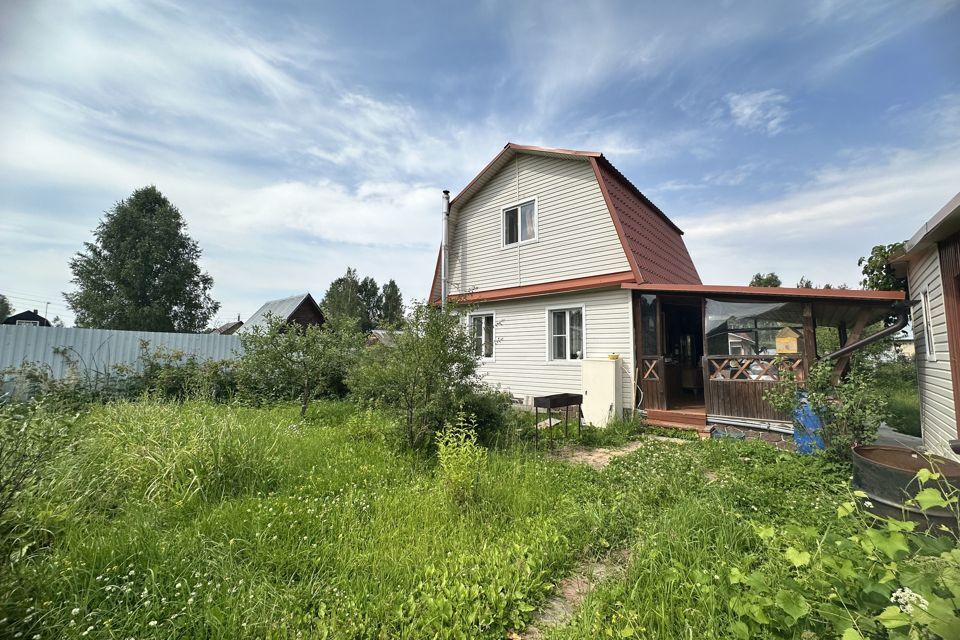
[796,276,814,289]
[322,268,404,331]
[858,242,907,292]
[381,279,404,327]
[349,301,481,449]
[749,272,782,287]
[0,294,13,321]
[236,315,364,417]
[64,186,219,332]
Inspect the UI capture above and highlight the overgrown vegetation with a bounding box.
[0,400,956,638]
[236,315,364,415]
[349,301,492,449]
[876,358,922,437]
[766,358,889,460]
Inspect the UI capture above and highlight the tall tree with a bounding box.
[322,268,365,329]
[0,295,13,321]
[858,242,907,292]
[749,272,782,287]
[358,276,383,331]
[381,279,404,327]
[796,276,814,289]
[64,186,219,332]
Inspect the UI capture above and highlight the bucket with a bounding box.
[792,397,824,454]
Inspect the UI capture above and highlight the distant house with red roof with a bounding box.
[431,143,905,436]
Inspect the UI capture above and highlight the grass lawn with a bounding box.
[0,401,896,638]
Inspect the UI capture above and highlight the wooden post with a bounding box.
[701,297,711,413]
[802,303,817,382]
[831,310,870,384]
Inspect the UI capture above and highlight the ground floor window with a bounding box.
[548,307,584,360]
[470,313,494,359]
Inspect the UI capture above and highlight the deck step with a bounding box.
[644,419,714,439]
[646,409,707,428]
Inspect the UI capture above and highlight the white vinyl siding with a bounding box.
[447,154,630,293]
[468,288,634,409]
[909,247,958,460]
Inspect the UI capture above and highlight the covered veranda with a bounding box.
[622,283,907,433]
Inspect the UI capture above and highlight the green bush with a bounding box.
[236,315,364,416]
[766,359,889,460]
[459,388,515,446]
[349,301,486,450]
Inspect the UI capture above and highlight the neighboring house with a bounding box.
[431,143,905,432]
[239,293,324,334]
[367,329,398,347]
[891,192,960,461]
[214,320,244,335]
[2,309,52,327]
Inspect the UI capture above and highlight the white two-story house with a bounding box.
[431,143,905,433]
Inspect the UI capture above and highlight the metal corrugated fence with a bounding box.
[0,325,242,379]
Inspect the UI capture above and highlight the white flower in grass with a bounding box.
[891,587,928,614]
[864,500,874,508]
[148,620,158,627]
[71,608,80,616]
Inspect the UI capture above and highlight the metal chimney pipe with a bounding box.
[440,190,450,308]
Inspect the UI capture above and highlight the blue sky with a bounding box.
[1,0,958,326]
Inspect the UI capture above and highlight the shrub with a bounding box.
[236,315,364,416]
[459,388,514,446]
[766,358,888,460]
[436,412,487,505]
[349,301,484,450]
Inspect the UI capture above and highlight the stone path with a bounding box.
[519,549,632,639]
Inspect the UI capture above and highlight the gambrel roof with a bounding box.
[431,143,700,302]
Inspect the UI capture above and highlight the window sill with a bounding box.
[502,239,539,250]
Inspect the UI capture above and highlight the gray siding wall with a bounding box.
[0,325,241,380]
[468,288,634,409]
[448,154,631,293]
[909,247,959,460]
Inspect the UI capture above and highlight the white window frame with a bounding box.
[545,303,586,363]
[468,311,496,362]
[15,320,40,326]
[920,289,937,361]
[501,197,538,248]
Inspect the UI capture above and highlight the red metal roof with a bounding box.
[450,271,635,303]
[623,282,906,302]
[591,157,701,285]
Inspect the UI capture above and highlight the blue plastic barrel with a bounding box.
[793,395,824,454]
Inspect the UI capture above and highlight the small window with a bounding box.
[921,290,937,358]
[503,200,536,246]
[549,307,583,360]
[470,313,494,359]
[15,320,40,326]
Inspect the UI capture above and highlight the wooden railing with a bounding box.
[706,355,804,382]
[640,356,661,380]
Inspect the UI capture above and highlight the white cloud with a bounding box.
[724,90,791,135]
[678,139,960,287]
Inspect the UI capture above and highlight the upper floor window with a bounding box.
[470,313,494,359]
[15,320,40,326]
[503,200,536,246]
[548,306,584,360]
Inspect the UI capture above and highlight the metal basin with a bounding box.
[852,445,960,534]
